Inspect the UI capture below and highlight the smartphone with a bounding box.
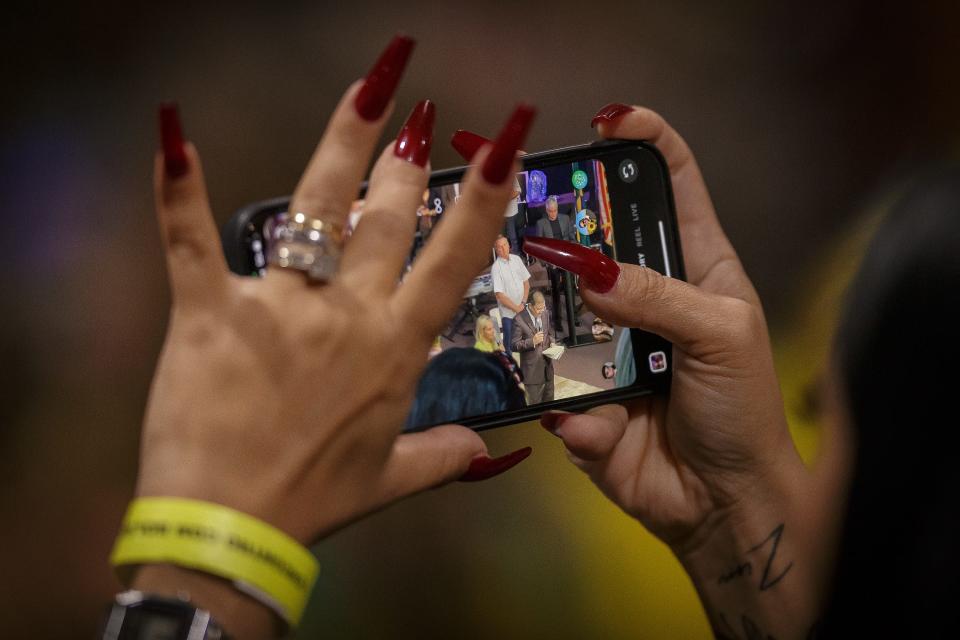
[222,139,684,432]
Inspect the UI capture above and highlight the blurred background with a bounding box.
[2,0,958,637]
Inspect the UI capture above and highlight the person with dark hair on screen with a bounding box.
[405,347,527,431]
[511,290,555,403]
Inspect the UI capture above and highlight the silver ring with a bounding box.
[267,212,345,283]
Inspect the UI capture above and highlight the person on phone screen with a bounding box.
[534,195,576,325]
[405,347,526,431]
[473,314,499,353]
[490,234,530,350]
[535,195,575,241]
[511,290,554,403]
[503,175,523,254]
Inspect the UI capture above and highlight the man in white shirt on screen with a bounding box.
[490,235,530,353]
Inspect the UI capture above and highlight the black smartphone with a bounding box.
[222,139,684,432]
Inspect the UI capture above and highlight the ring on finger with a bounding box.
[267,212,346,284]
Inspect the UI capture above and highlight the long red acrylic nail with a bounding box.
[523,236,620,294]
[459,446,532,482]
[395,99,435,167]
[158,102,188,179]
[482,104,536,184]
[540,411,574,435]
[590,102,634,128]
[450,129,490,163]
[354,35,416,121]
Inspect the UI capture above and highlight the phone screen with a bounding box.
[228,141,682,431]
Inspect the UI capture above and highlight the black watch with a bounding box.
[100,590,230,640]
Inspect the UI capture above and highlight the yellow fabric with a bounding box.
[474,339,496,353]
[110,497,319,627]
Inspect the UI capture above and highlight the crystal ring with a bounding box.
[267,212,346,283]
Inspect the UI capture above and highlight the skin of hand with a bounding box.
[132,82,530,636]
[452,117,835,635]
[534,107,828,638]
[141,84,520,545]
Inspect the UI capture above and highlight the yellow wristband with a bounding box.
[110,497,319,627]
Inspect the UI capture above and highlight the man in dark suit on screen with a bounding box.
[534,195,576,241]
[510,290,555,403]
[534,195,576,328]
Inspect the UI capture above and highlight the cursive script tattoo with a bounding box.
[719,561,752,584]
[717,523,793,591]
[749,523,793,590]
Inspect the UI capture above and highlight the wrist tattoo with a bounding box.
[717,523,793,591]
[714,611,820,640]
[716,611,777,640]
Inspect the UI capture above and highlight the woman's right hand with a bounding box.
[517,107,825,639]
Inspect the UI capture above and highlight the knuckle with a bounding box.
[303,303,351,346]
[289,191,350,221]
[170,308,219,349]
[161,208,213,261]
[461,183,509,214]
[369,151,426,189]
[159,175,199,208]
[419,244,466,281]
[716,297,766,348]
[358,203,415,239]
[328,112,373,149]
[611,266,665,326]
[620,265,663,302]
[638,265,668,301]
[633,105,663,126]
[165,230,209,263]
[385,158,428,188]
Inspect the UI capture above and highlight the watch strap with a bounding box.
[100,590,230,640]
